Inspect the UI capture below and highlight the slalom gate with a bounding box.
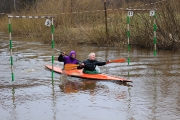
[8,15,55,85]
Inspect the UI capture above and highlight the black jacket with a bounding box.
[83,59,106,71]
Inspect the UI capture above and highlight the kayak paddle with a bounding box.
[64,64,80,70]
[64,58,126,70]
[108,58,126,63]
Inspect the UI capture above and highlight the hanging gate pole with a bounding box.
[127,15,131,65]
[153,13,157,56]
[51,17,55,85]
[8,17,14,81]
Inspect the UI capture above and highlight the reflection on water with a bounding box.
[11,86,17,120]
[59,79,97,94]
[59,73,133,94]
[51,85,57,120]
[0,38,180,120]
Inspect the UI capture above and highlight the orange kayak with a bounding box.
[45,65,132,82]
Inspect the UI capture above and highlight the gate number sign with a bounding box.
[150,10,155,16]
[128,11,133,16]
[45,19,51,27]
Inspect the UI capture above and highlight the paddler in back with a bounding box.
[81,52,111,74]
[58,50,82,69]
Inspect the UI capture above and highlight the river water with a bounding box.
[0,36,180,120]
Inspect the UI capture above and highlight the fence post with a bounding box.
[104,0,109,41]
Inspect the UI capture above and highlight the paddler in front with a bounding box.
[58,50,82,69]
[81,52,111,74]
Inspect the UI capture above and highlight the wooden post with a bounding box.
[104,0,109,41]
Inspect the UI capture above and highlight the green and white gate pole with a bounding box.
[127,11,133,65]
[150,10,157,56]
[127,16,130,65]
[153,13,157,57]
[51,17,55,85]
[8,18,14,81]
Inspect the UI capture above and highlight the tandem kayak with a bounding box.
[45,65,132,82]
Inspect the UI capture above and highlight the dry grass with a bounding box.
[0,0,180,50]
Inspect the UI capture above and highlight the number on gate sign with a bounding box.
[45,19,51,27]
[128,11,133,16]
[150,10,155,16]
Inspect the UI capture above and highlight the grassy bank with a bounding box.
[0,0,180,50]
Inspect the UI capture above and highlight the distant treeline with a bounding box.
[0,0,156,13]
[0,0,36,13]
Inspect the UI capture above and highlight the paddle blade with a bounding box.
[64,64,79,70]
[111,58,126,63]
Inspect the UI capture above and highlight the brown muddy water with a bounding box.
[0,36,180,120]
